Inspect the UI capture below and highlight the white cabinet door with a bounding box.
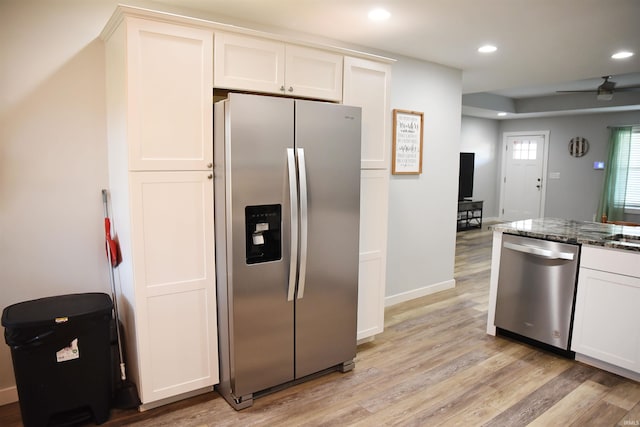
[214,32,343,101]
[343,57,391,169]
[285,45,343,101]
[127,18,213,171]
[357,169,389,340]
[213,32,285,94]
[129,171,218,403]
[571,267,640,373]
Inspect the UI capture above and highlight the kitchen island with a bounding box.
[487,218,640,382]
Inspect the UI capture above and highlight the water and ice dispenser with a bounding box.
[245,205,282,264]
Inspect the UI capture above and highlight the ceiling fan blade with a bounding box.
[556,90,597,93]
[555,77,640,96]
[614,86,640,91]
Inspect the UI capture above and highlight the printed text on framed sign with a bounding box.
[392,109,424,174]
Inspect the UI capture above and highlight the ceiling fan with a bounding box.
[556,76,640,101]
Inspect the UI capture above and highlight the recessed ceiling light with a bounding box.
[478,45,497,53]
[497,112,507,117]
[611,51,634,59]
[368,8,391,21]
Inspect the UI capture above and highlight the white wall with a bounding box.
[460,111,640,223]
[499,111,640,222]
[460,116,500,218]
[0,0,120,402]
[0,0,464,401]
[385,56,462,304]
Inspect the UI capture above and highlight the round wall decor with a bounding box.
[569,136,589,157]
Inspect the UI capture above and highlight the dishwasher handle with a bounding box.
[503,241,575,261]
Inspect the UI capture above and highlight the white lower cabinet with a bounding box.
[357,170,389,340]
[571,246,640,375]
[119,171,218,408]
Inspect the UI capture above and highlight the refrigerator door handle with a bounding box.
[286,148,299,301]
[296,148,308,299]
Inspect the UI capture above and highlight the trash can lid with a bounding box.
[1,293,113,329]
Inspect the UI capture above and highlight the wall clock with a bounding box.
[568,136,589,157]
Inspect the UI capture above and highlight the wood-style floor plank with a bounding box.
[1,223,639,426]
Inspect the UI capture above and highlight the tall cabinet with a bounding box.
[343,57,392,340]
[102,13,218,409]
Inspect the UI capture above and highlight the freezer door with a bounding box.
[224,93,296,396]
[294,100,361,378]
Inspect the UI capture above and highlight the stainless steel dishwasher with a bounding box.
[495,233,580,353]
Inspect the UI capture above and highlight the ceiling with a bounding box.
[153,0,640,119]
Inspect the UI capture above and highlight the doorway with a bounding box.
[499,131,549,221]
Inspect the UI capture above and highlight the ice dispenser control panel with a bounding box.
[245,204,281,264]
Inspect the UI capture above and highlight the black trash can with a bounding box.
[2,293,113,427]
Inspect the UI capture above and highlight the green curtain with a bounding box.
[597,126,633,221]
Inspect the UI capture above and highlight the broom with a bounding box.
[102,189,141,409]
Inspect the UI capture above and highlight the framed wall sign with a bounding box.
[392,109,424,174]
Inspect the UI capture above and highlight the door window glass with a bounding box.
[512,140,537,160]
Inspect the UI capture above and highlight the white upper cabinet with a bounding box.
[343,57,391,169]
[213,32,285,95]
[214,32,343,101]
[284,44,343,101]
[126,18,213,171]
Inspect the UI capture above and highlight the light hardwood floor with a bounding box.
[2,224,640,426]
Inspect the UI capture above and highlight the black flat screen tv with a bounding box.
[458,152,475,201]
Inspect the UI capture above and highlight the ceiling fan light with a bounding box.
[611,51,633,59]
[597,92,613,101]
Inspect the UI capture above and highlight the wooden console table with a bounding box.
[457,200,483,231]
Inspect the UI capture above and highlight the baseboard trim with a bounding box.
[575,354,640,383]
[385,279,455,307]
[0,386,18,406]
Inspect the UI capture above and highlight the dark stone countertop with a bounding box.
[490,218,640,252]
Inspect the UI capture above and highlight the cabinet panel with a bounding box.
[214,32,285,94]
[285,45,343,101]
[147,289,216,396]
[571,267,640,373]
[358,170,389,340]
[214,32,343,101]
[127,18,213,171]
[343,57,391,169]
[129,171,218,403]
[130,171,215,294]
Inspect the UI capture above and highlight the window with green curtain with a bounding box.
[597,126,633,222]
[626,127,640,209]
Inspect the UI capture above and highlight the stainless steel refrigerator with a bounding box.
[213,93,361,410]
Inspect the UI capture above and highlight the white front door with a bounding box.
[500,132,549,221]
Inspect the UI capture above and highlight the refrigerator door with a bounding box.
[224,93,296,396]
[293,100,361,378]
